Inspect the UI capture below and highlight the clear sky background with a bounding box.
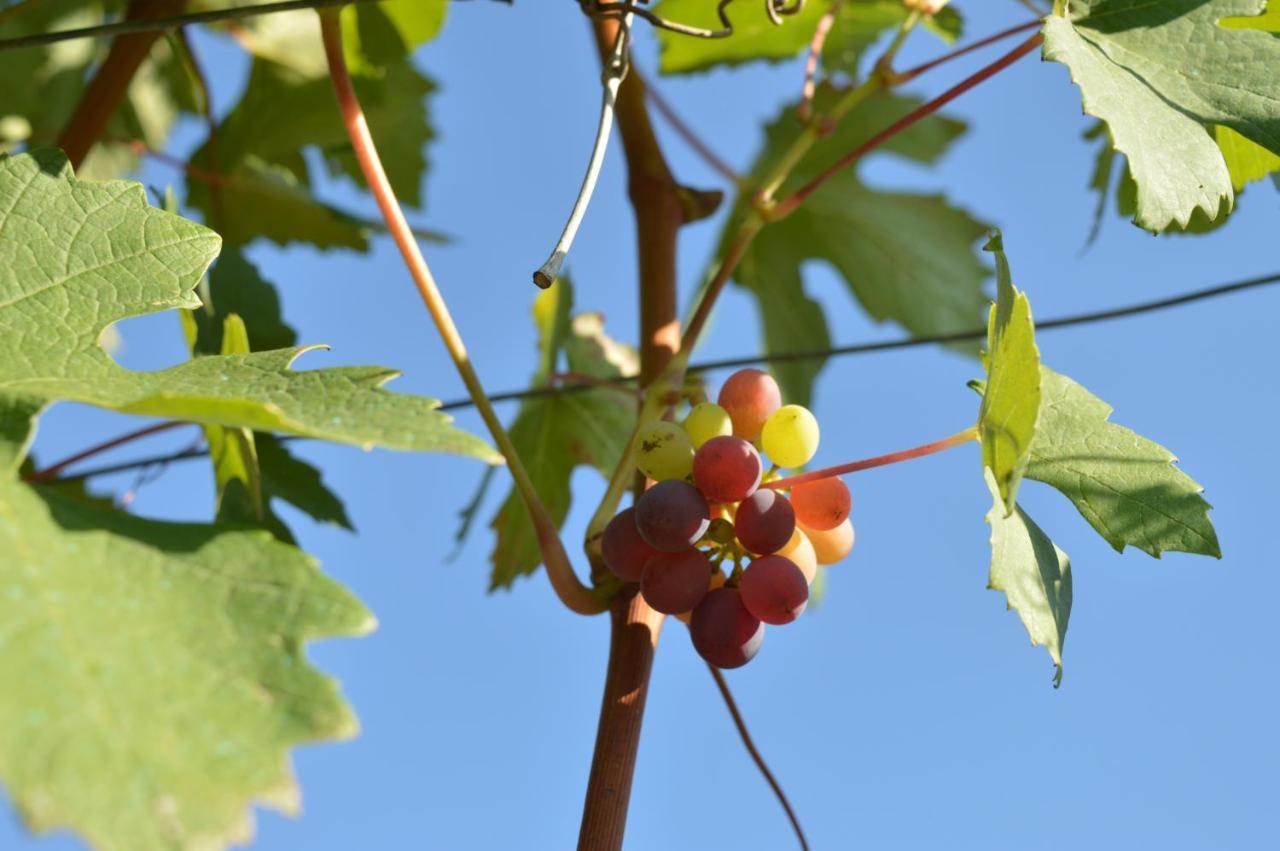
[5,2,1279,850]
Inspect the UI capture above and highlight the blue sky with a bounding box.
[5,2,1278,849]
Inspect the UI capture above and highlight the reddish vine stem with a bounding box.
[56,0,188,169]
[893,18,1042,84]
[24,421,192,483]
[765,427,979,491]
[577,16,683,850]
[318,10,605,616]
[774,33,1044,217]
[641,75,742,185]
[707,664,810,851]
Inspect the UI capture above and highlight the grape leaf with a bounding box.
[724,88,988,406]
[1025,367,1220,559]
[187,24,436,248]
[652,0,959,75]
[1042,0,1280,231]
[0,149,497,461]
[984,468,1072,687]
[0,446,374,850]
[1215,125,1280,191]
[489,280,636,589]
[0,7,193,182]
[256,434,355,533]
[977,232,1040,514]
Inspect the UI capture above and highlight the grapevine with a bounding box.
[0,1,1274,850]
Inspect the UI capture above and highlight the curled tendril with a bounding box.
[765,0,806,26]
[579,0,738,39]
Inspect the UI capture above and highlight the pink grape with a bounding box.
[740,555,809,625]
[601,507,659,582]
[791,477,851,531]
[717,368,781,443]
[692,436,762,504]
[690,587,765,669]
[734,489,796,555]
[634,480,710,552]
[641,549,714,614]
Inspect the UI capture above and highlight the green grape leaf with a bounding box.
[724,88,988,406]
[984,468,1072,687]
[1215,125,1280,191]
[0,2,193,182]
[489,280,637,589]
[256,434,355,533]
[204,315,267,528]
[653,0,959,75]
[0,149,497,462]
[0,462,374,850]
[1025,367,1220,559]
[1042,0,1280,232]
[191,248,298,357]
[977,232,1040,514]
[188,45,435,248]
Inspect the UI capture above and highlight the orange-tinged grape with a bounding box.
[635,421,694,482]
[761,404,819,468]
[802,518,854,565]
[791,477,851,531]
[677,569,726,623]
[717,368,781,443]
[683,402,733,448]
[777,527,818,585]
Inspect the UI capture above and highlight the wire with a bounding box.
[0,0,383,51]
[41,269,1280,483]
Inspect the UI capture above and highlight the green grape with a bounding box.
[761,404,820,468]
[683,402,733,448]
[635,421,695,481]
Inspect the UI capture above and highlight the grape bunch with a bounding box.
[601,368,855,669]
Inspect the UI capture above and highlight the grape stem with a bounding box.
[764,426,980,491]
[318,10,607,616]
[24,421,194,483]
[706,664,811,851]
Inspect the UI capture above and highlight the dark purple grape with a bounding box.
[740,555,809,625]
[641,550,713,614]
[734,489,795,555]
[692,435,762,504]
[601,507,659,582]
[635,480,710,552]
[690,588,764,669]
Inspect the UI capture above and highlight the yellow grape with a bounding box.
[777,527,818,585]
[635,421,694,481]
[683,402,733,449]
[761,404,820,468]
[802,518,854,565]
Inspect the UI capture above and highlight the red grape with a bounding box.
[677,570,726,624]
[641,549,714,614]
[791,477,851,531]
[734,489,796,555]
[692,436,762,504]
[717,368,781,443]
[690,587,764,669]
[740,555,809,625]
[634,480,710,552]
[601,507,659,582]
